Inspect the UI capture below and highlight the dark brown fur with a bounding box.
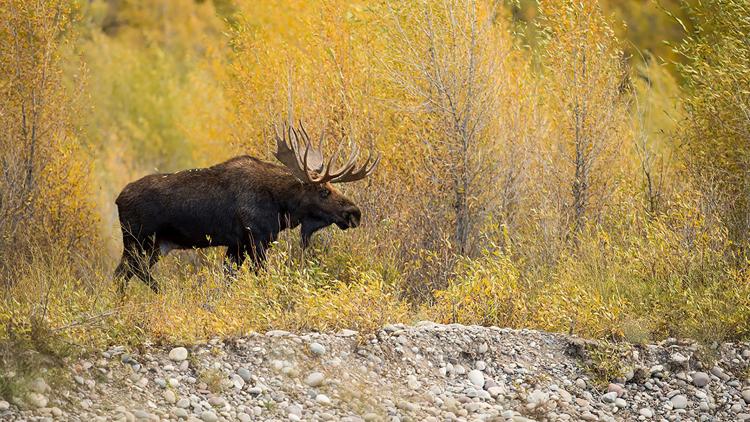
[114,155,361,292]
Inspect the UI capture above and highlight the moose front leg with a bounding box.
[247,238,270,269]
[224,243,246,278]
[301,219,329,249]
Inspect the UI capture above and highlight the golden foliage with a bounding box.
[3,0,750,355]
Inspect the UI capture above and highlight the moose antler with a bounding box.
[273,121,380,184]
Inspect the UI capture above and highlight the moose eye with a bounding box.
[319,188,330,198]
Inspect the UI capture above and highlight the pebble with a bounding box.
[305,372,325,387]
[692,372,710,387]
[671,395,688,409]
[200,410,218,422]
[468,370,485,388]
[309,342,326,356]
[639,408,653,418]
[0,400,8,411]
[601,392,617,403]
[743,390,750,403]
[163,390,177,404]
[316,394,332,405]
[169,347,188,362]
[237,367,252,382]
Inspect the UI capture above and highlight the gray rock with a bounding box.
[710,366,730,381]
[309,342,326,356]
[200,410,218,422]
[614,398,627,408]
[133,409,152,419]
[639,408,654,418]
[237,368,252,382]
[305,372,325,387]
[163,390,177,404]
[670,352,689,366]
[0,400,9,411]
[528,389,549,405]
[169,347,188,362]
[316,394,332,405]
[742,390,750,403]
[601,392,618,403]
[692,372,710,387]
[671,395,688,409]
[208,397,225,408]
[468,370,485,388]
[337,329,357,337]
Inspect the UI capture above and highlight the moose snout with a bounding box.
[342,206,361,229]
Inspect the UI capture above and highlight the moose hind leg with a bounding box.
[128,239,161,293]
[114,254,135,295]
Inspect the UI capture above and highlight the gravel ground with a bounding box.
[2,322,750,421]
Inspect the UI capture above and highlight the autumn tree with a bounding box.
[676,0,750,246]
[536,0,630,238]
[382,0,529,256]
[0,0,97,278]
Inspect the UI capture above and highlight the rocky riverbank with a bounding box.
[2,322,750,421]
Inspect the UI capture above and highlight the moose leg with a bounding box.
[223,243,246,277]
[247,239,269,269]
[128,237,160,293]
[114,255,134,295]
[114,236,138,294]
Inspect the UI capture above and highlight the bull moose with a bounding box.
[114,122,380,293]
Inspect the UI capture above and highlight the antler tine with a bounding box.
[318,139,358,182]
[296,121,324,173]
[273,120,380,184]
[330,149,381,183]
[274,123,313,183]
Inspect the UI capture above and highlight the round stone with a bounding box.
[200,410,219,422]
[614,398,627,408]
[0,400,9,411]
[742,390,750,403]
[671,395,688,409]
[309,342,326,356]
[601,392,618,403]
[163,390,177,404]
[176,398,190,408]
[237,368,252,382]
[169,347,188,362]
[692,372,710,387]
[305,372,325,387]
[639,408,653,418]
[468,370,485,388]
[208,397,225,408]
[316,394,332,405]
